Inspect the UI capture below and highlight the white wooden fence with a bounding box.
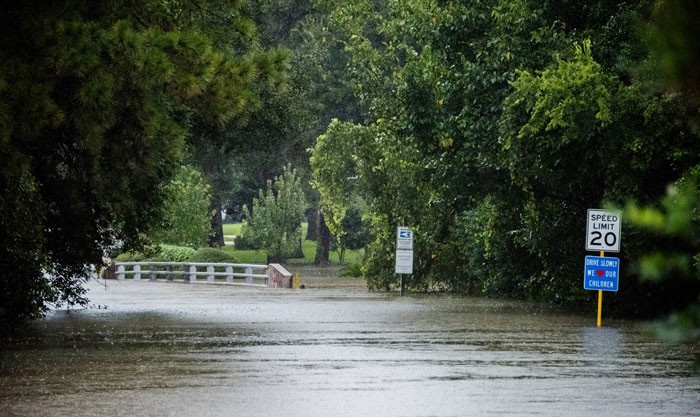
[114,262,270,287]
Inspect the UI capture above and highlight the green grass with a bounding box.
[221,223,364,265]
[222,223,243,236]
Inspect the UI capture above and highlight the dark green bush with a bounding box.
[190,247,237,263]
[233,234,260,250]
[115,245,238,264]
[114,251,145,262]
[340,262,363,278]
[157,245,196,262]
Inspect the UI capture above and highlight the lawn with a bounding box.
[221,223,364,265]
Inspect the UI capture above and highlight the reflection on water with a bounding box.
[582,327,621,357]
[1,280,698,417]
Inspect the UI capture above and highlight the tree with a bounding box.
[315,212,332,265]
[310,119,378,265]
[217,0,361,248]
[0,0,286,334]
[643,0,700,95]
[499,39,700,306]
[625,177,700,359]
[240,165,306,263]
[149,165,213,248]
[311,0,700,310]
[319,0,558,291]
[311,119,364,235]
[623,0,700,361]
[335,206,371,263]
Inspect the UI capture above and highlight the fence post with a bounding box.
[149,264,156,281]
[207,265,214,282]
[181,264,188,282]
[134,264,141,280]
[245,266,253,284]
[226,265,233,283]
[267,264,292,288]
[167,264,174,281]
[189,264,197,282]
[116,264,125,280]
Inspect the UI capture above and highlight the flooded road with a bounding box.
[1,279,698,416]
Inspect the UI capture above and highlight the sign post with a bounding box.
[395,227,414,296]
[584,210,621,327]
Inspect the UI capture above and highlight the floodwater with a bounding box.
[1,279,698,417]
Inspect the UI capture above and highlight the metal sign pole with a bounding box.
[597,250,604,327]
[585,209,621,328]
[395,225,413,296]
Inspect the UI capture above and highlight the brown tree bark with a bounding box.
[305,206,319,241]
[208,195,225,248]
[314,212,331,264]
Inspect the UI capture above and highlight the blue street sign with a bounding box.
[583,256,620,292]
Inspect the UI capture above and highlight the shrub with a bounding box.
[190,247,237,263]
[233,234,260,250]
[240,165,306,263]
[340,262,363,278]
[114,244,161,262]
[114,251,144,262]
[115,245,237,264]
[155,245,196,262]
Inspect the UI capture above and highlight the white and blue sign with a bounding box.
[396,226,414,250]
[583,256,620,292]
[396,227,414,273]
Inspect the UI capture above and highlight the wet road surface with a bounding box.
[1,279,698,416]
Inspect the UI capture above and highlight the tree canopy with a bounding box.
[311,0,700,314]
[0,0,286,334]
[148,165,214,248]
[240,165,306,263]
[3,0,700,335]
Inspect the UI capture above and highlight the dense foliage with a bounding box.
[116,245,235,263]
[310,0,700,316]
[0,0,285,334]
[240,166,306,262]
[623,0,700,357]
[148,165,214,248]
[206,0,366,258]
[4,0,700,336]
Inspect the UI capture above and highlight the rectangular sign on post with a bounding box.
[583,256,620,292]
[586,209,621,252]
[395,250,413,274]
[395,227,414,274]
[397,226,413,250]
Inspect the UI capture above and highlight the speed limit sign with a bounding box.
[586,209,621,252]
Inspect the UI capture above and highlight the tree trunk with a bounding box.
[292,236,304,258]
[305,206,319,241]
[209,194,225,248]
[199,151,226,248]
[315,212,331,265]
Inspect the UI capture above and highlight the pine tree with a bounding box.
[0,0,287,334]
